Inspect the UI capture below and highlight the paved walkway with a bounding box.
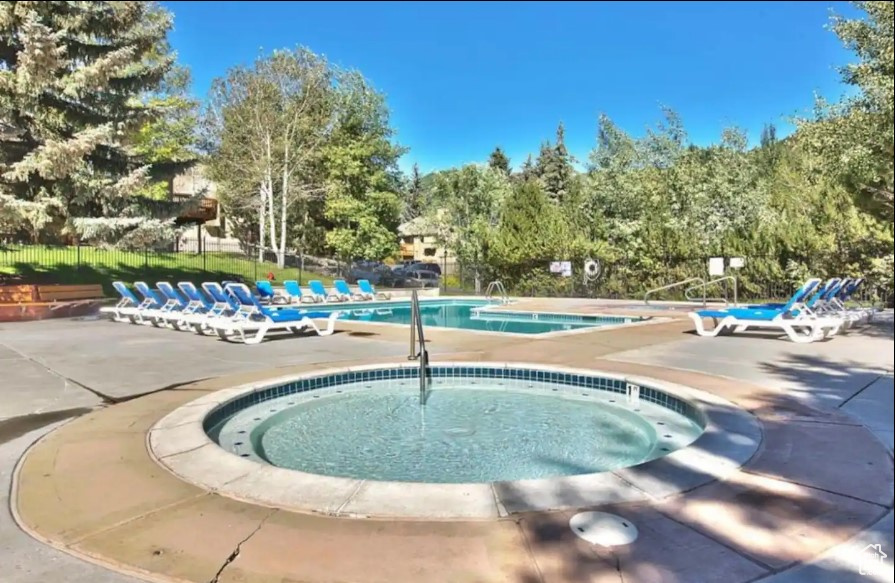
[1,304,893,583]
[607,311,895,583]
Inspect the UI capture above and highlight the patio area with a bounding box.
[1,299,892,583]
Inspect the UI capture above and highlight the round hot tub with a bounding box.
[151,362,760,518]
[205,365,704,483]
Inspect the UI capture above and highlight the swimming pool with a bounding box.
[205,364,705,484]
[329,299,645,335]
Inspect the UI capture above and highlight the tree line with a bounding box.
[1,1,891,297]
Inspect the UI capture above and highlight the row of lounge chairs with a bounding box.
[255,279,390,304]
[101,281,343,344]
[689,277,873,343]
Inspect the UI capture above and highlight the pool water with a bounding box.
[335,300,640,335]
[211,374,703,483]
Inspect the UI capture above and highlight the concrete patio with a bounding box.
[1,300,892,583]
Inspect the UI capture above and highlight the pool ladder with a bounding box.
[485,280,509,304]
[644,277,707,306]
[685,276,738,307]
[408,290,429,405]
[643,275,739,307]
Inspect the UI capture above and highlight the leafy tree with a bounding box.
[641,107,687,169]
[324,71,405,262]
[0,1,187,245]
[488,146,511,175]
[131,66,200,200]
[426,165,511,288]
[797,1,893,219]
[206,48,335,265]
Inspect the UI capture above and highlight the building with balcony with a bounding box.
[170,165,241,253]
[397,214,455,270]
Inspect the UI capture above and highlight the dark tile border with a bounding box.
[204,365,706,436]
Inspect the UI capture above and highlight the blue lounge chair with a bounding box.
[100,281,144,322]
[208,283,339,344]
[174,282,226,332]
[837,278,867,312]
[820,277,873,324]
[177,282,215,313]
[689,278,843,343]
[155,282,193,329]
[749,278,835,311]
[308,279,341,302]
[132,281,168,326]
[256,280,287,305]
[333,279,362,301]
[357,279,390,300]
[282,280,319,304]
[202,282,240,313]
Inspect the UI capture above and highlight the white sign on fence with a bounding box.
[550,261,573,277]
[708,257,725,276]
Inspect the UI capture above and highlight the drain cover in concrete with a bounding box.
[569,512,638,547]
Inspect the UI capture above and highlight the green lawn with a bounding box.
[1,245,333,295]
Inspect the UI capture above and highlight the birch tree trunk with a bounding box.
[279,172,288,267]
[257,183,267,261]
[267,175,276,263]
[265,134,277,264]
[278,137,290,268]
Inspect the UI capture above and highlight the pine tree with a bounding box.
[760,123,777,148]
[492,179,564,283]
[488,146,511,175]
[403,162,424,220]
[535,122,575,203]
[758,122,781,169]
[0,1,187,245]
[519,154,537,182]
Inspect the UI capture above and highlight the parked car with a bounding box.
[346,261,397,286]
[394,260,441,274]
[394,267,440,288]
[415,262,442,275]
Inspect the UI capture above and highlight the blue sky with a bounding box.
[165,1,860,172]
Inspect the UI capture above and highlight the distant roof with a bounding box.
[398,214,440,237]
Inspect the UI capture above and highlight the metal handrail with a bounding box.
[685,276,738,307]
[644,277,706,306]
[408,290,429,404]
[485,280,509,304]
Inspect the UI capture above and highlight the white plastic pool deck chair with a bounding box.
[209,283,339,344]
[126,281,173,326]
[100,281,146,322]
[167,282,232,333]
[155,282,203,330]
[282,280,321,304]
[357,279,391,300]
[816,277,873,325]
[689,278,843,343]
